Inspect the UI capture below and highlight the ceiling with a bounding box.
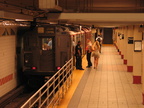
[59,0,144,13]
[0,0,144,28]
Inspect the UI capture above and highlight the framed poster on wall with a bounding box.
[134,40,142,52]
[128,37,133,44]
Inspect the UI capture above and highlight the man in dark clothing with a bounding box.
[86,39,92,68]
[75,41,84,70]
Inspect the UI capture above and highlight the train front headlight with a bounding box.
[25,60,28,63]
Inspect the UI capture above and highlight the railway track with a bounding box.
[0,85,35,108]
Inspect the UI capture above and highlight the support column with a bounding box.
[113,28,118,50]
[123,26,128,64]
[142,39,144,104]
[133,25,142,84]
[118,27,123,55]
[115,28,121,53]
[127,25,134,72]
[120,27,125,59]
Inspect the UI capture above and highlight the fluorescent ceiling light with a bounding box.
[15,19,30,21]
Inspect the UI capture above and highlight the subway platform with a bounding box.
[57,44,144,108]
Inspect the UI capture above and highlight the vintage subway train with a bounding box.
[19,24,91,88]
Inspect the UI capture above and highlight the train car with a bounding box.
[66,25,90,55]
[23,25,72,74]
[22,24,74,87]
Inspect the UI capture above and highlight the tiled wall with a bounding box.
[0,27,17,97]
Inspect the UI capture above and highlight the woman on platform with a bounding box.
[91,40,100,69]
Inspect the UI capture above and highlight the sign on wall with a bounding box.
[128,37,133,44]
[134,40,142,52]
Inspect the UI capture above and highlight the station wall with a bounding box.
[0,26,17,97]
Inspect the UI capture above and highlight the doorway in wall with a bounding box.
[103,28,113,44]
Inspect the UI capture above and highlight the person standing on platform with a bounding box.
[75,41,84,70]
[86,39,92,68]
[96,35,103,53]
[91,40,100,69]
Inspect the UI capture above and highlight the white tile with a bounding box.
[67,45,144,108]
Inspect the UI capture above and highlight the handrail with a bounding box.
[21,58,73,108]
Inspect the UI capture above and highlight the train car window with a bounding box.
[42,38,53,50]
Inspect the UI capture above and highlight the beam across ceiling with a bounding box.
[46,13,144,27]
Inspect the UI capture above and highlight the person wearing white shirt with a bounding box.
[96,35,103,53]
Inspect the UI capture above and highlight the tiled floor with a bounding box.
[58,44,144,108]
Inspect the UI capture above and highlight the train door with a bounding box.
[39,37,55,71]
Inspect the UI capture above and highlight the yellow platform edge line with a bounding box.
[57,56,87,108]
